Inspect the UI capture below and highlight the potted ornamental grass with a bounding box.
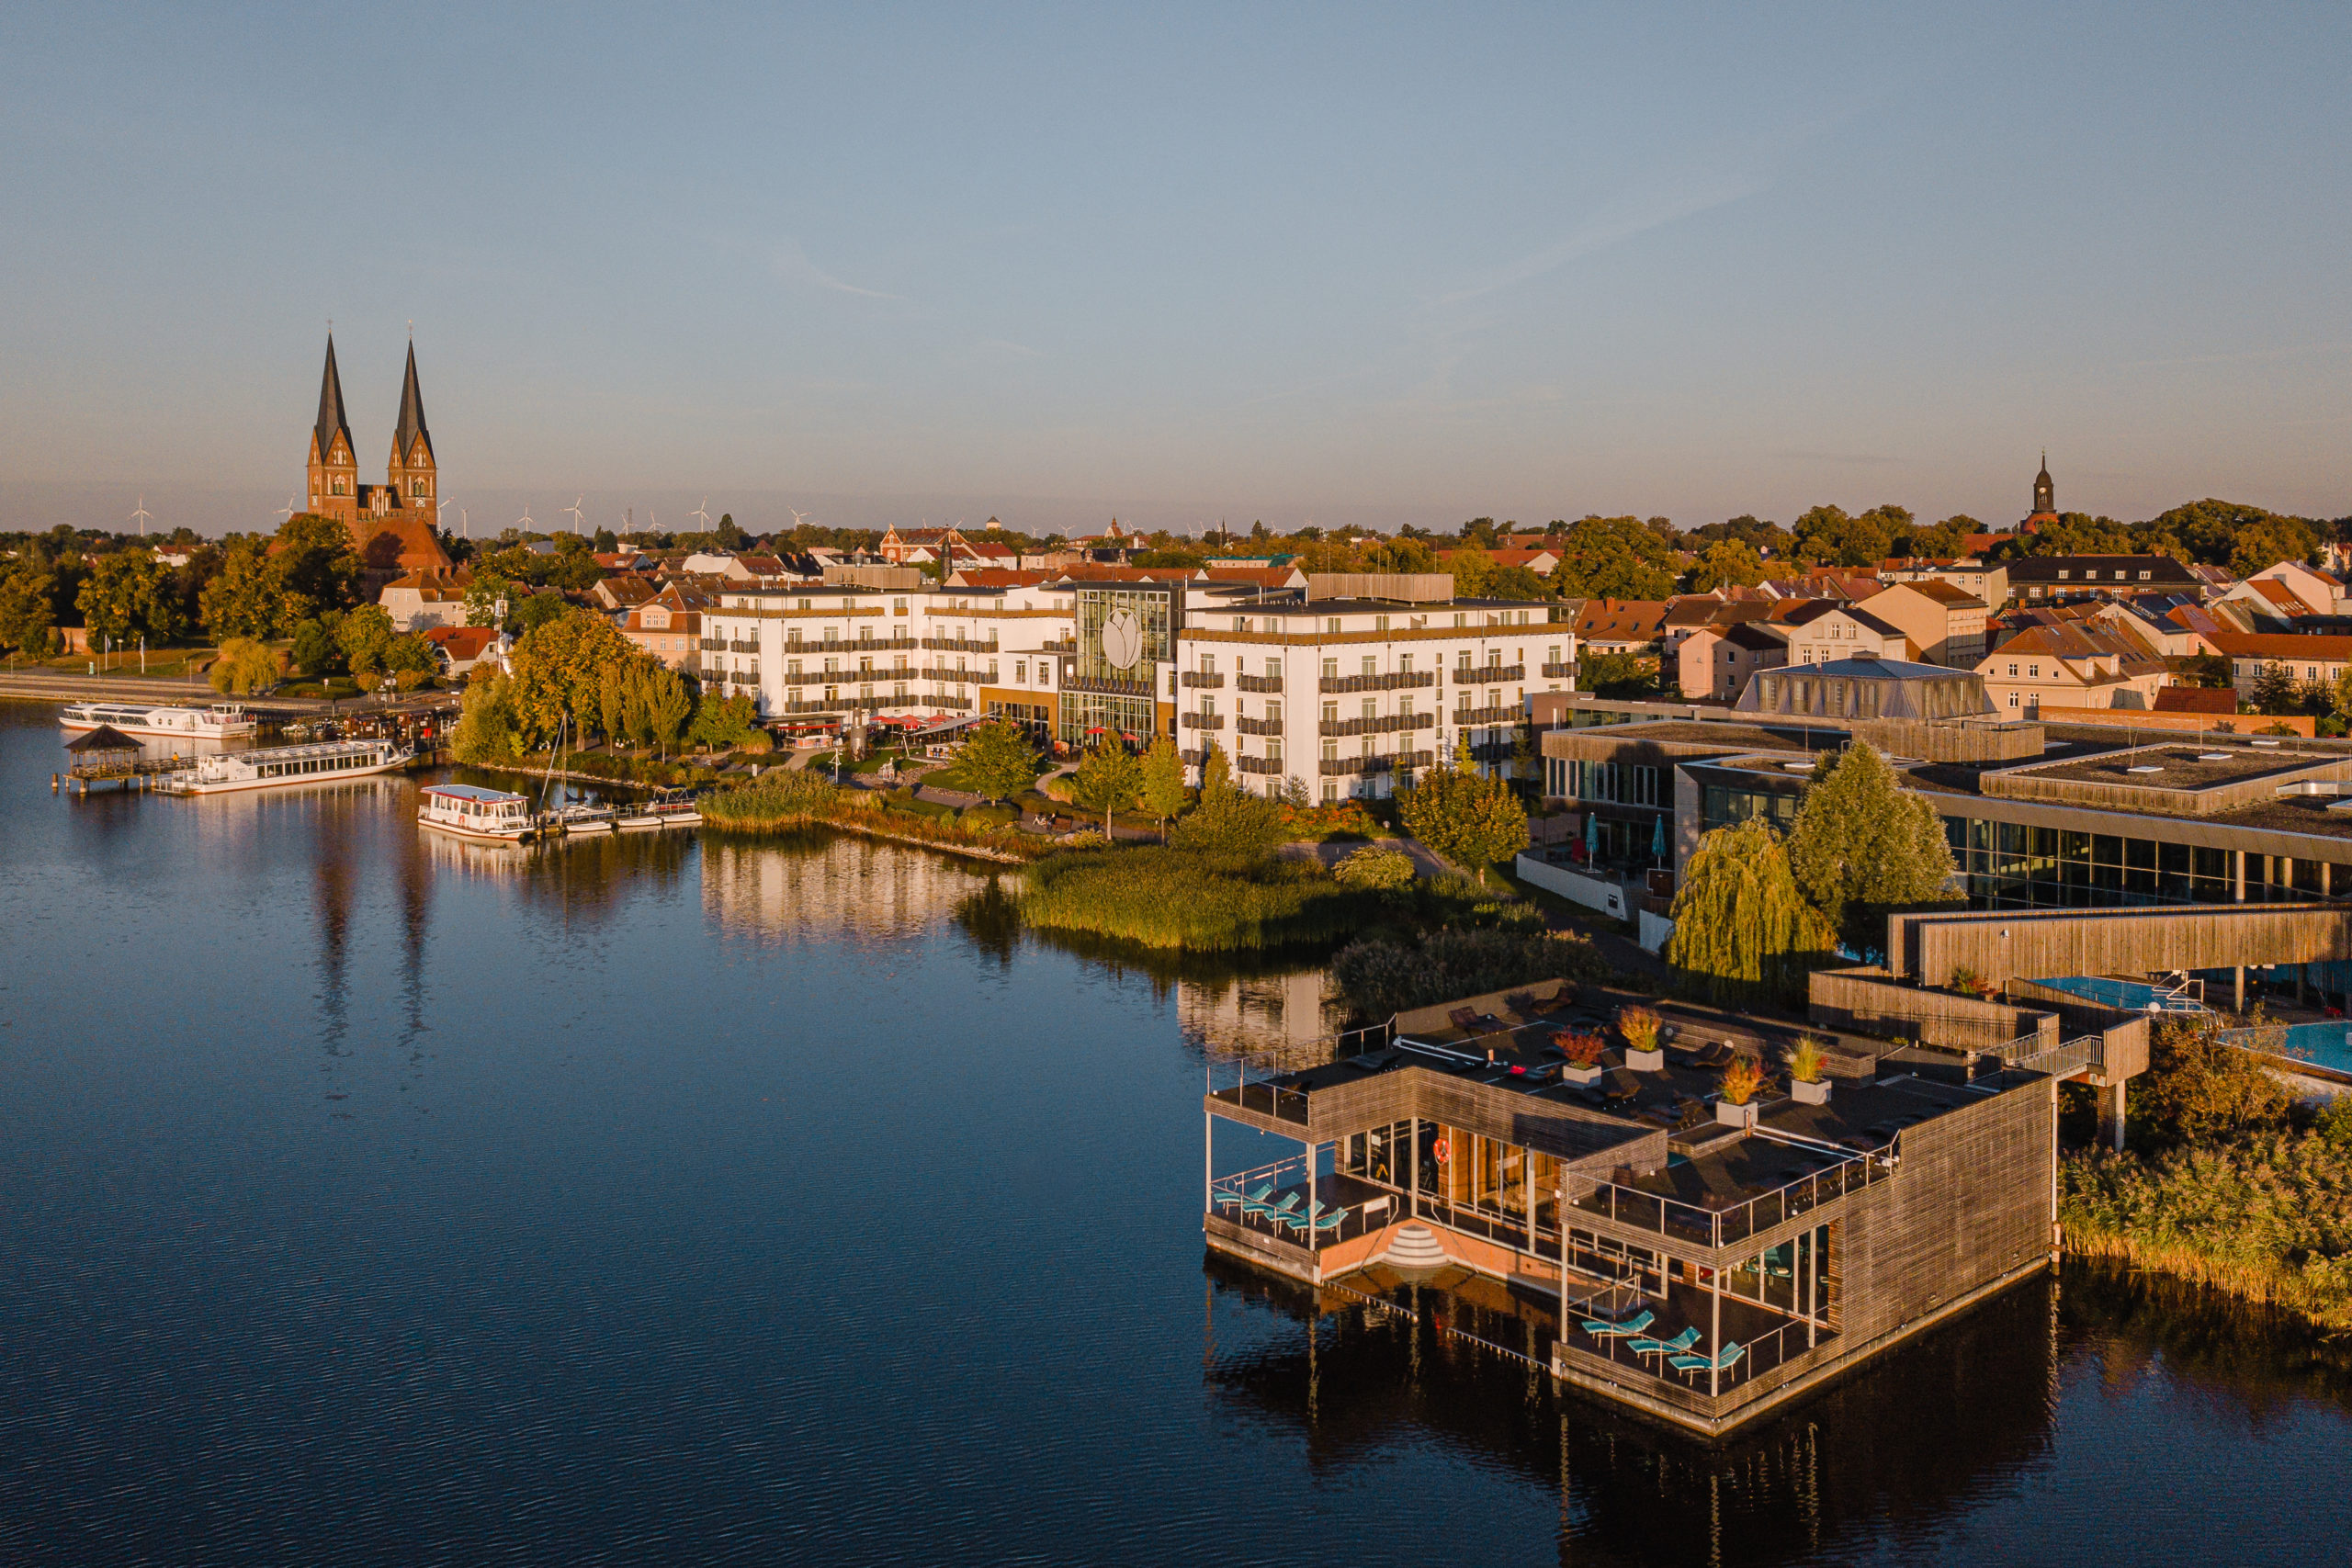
[1553,1029,1609,1086]
[1618,1005,1665,1072]
[1714,1056,1766,1129]
[1788,1038,1832,1105]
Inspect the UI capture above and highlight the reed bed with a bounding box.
[700,773,1044,863]
[2062,1131,2352,1333]
[1017,847,1373,951]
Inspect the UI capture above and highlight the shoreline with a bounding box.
[699,807,1032,865]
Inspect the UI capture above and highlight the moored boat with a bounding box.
[417,783,538,841]
[154,738,411,795]
[616,789,703,829]
[60,701,258,739]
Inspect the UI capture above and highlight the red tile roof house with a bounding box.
[622,597,703,671]
[1573,599,1669,655]
[2210,632,2352,705]
[379,566,475,632]
[422,625,503,676]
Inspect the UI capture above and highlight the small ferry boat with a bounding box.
[418,783,539,841]
[60,701,258,739]
[616,789,703,830]
[154,738,412,795]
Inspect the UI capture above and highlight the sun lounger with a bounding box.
[1580,1309,1656,1339]
[1312,1205,1349,1235]
[1668,1342,1746,1379]
[1217,1181,1272,1212]
[1626,1327,1701,1360]
[1282,1201,1321,1235]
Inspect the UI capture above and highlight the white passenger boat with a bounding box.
[418,783,539,841]
[60,701,258,739]
[154,738,412,795]
[616,790,703,830]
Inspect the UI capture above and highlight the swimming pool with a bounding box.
[2028,975,2208,1012]
[2219,1022,2352,1077]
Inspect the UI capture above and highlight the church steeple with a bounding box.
[314,334,353,467]
[2031,452,2055,517]
[385,335,436,521]
[308,333,358,524]
[393,339,431,466]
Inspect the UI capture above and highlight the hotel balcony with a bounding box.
[1318,671,1435,694]
[1235,715,1283,736]
[1181,671,1226,689]
[1236,672,1284,694]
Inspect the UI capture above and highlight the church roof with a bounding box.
[394,340,431,461]
[315,335,353,460]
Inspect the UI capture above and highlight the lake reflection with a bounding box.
[1,702,2348,1565]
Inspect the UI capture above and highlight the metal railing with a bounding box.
[1566,1144,1890,1250]
[1541,661,1576,679]
[786,635,919,653]
[1207,1160,1400,1251]
[1567,1303,1830,1396]
[921,636,1000,653]
[1237,755,1284,775]
[1236,672,1284,693]
[1182,712,1225,730]
[1235,715,1283,736]
[1999,1034,2104,1081]
[1317,713,1434,737]
[1453,705,1521,726]
[1181,671,1226,689]
[1318,671,1435,694]
[1210,1080,1310,1124]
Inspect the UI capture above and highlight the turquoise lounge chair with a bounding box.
[1282,1200,1323,1235]
[1668,1342,1746,1379]
[1311,1205,1349,1235]
[1627,1327,1701,1360]
[1220,1181,1272,1213]
[1261,1192,1304,1227]
[1580,1309,1656,1339]
[1242,1187,1289,1219]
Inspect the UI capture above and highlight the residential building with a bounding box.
[1860,581,1989,667]
[1675,623,1788,702]
[622,586,706,672]
[421,625,503,677]
[2246,559,2348,615]
[2005,555,2204,604]
[1976,623,2169,715]
[2151,686,2238,718]
[2211,632,2352,703]
[592,576,659,614]
[379,566,473,632]
[1778,600,1913,668]
[1575,599,1668,656]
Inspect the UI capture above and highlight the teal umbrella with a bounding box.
[1585,814,1600,859]
[1651,814,1667,861]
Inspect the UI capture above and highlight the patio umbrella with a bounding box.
[1586,814,1600,859]
[1651,814,1667,860]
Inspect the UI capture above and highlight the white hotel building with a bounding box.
[698,572,1574,799]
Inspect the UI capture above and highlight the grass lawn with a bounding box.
[6,645,224,681]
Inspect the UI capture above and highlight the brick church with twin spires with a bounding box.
[304,333,453,585]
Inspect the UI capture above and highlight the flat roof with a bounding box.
[2013,744,2329,791]
[423,784,528,802]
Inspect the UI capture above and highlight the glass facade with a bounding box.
[1059,690,1159,750]
[1700,782,1800,836]
[1942,817,2347,908]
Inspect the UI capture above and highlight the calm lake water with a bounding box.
[4,703,2349,1565]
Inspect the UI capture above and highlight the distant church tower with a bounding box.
[384,340,435,519]
[307,334,359,525]
[2029,453,2057,523]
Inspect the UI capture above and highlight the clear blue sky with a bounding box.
[4,3,2348,537]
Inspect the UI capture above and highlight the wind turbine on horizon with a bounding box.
[130,495,152,536]
[690,497,714,530]
[277,495,300,524]
[562,496,586,533]
[518,503,537,531]
[788,508,811,529]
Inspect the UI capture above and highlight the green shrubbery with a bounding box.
[699,768,841,827]
[1018,847,1373,951]
[2060,1013,2352,1330]
[1330,924,1609,1019]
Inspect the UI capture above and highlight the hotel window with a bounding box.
[1322,658,1338,679]
[1375,614,1391,632]
[1233,616,1250,633]
[1453,613,1466,627]
[1264,659,1280,680]
[1014,660,1027,684]
[1199,652,1216,675]
[1361,656,1376,678]
[1327,617,1342,635]
[1398,653,1413,674]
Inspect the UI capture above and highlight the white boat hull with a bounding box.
[419,818,537,843]
[59,705,259,739]
[163,754,411,795]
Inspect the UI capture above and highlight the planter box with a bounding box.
[1791,1077,1832,1106]
[1562,1063,1603,1087]
[1624,1046,1665,1073]
[1714,1100,1758,1130]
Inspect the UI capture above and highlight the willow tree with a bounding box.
[1664,818,1836,1005]
[1783,740,1958,961]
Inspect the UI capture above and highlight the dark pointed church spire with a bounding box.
[2031,451,2055,516]
[393,338,431,463]
[315,334,353,461]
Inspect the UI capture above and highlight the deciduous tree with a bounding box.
[197,543,283,640]
[1136,734,1187,836]
[1782,740,1958,960]
[273,514,361,622]
[1068,744,1142,835]
[1396,744,1529,884]
[208,637,280,695]
[960,718,1043,804]
[77,551,186,646]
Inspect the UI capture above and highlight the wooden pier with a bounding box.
[53,725,196,796]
